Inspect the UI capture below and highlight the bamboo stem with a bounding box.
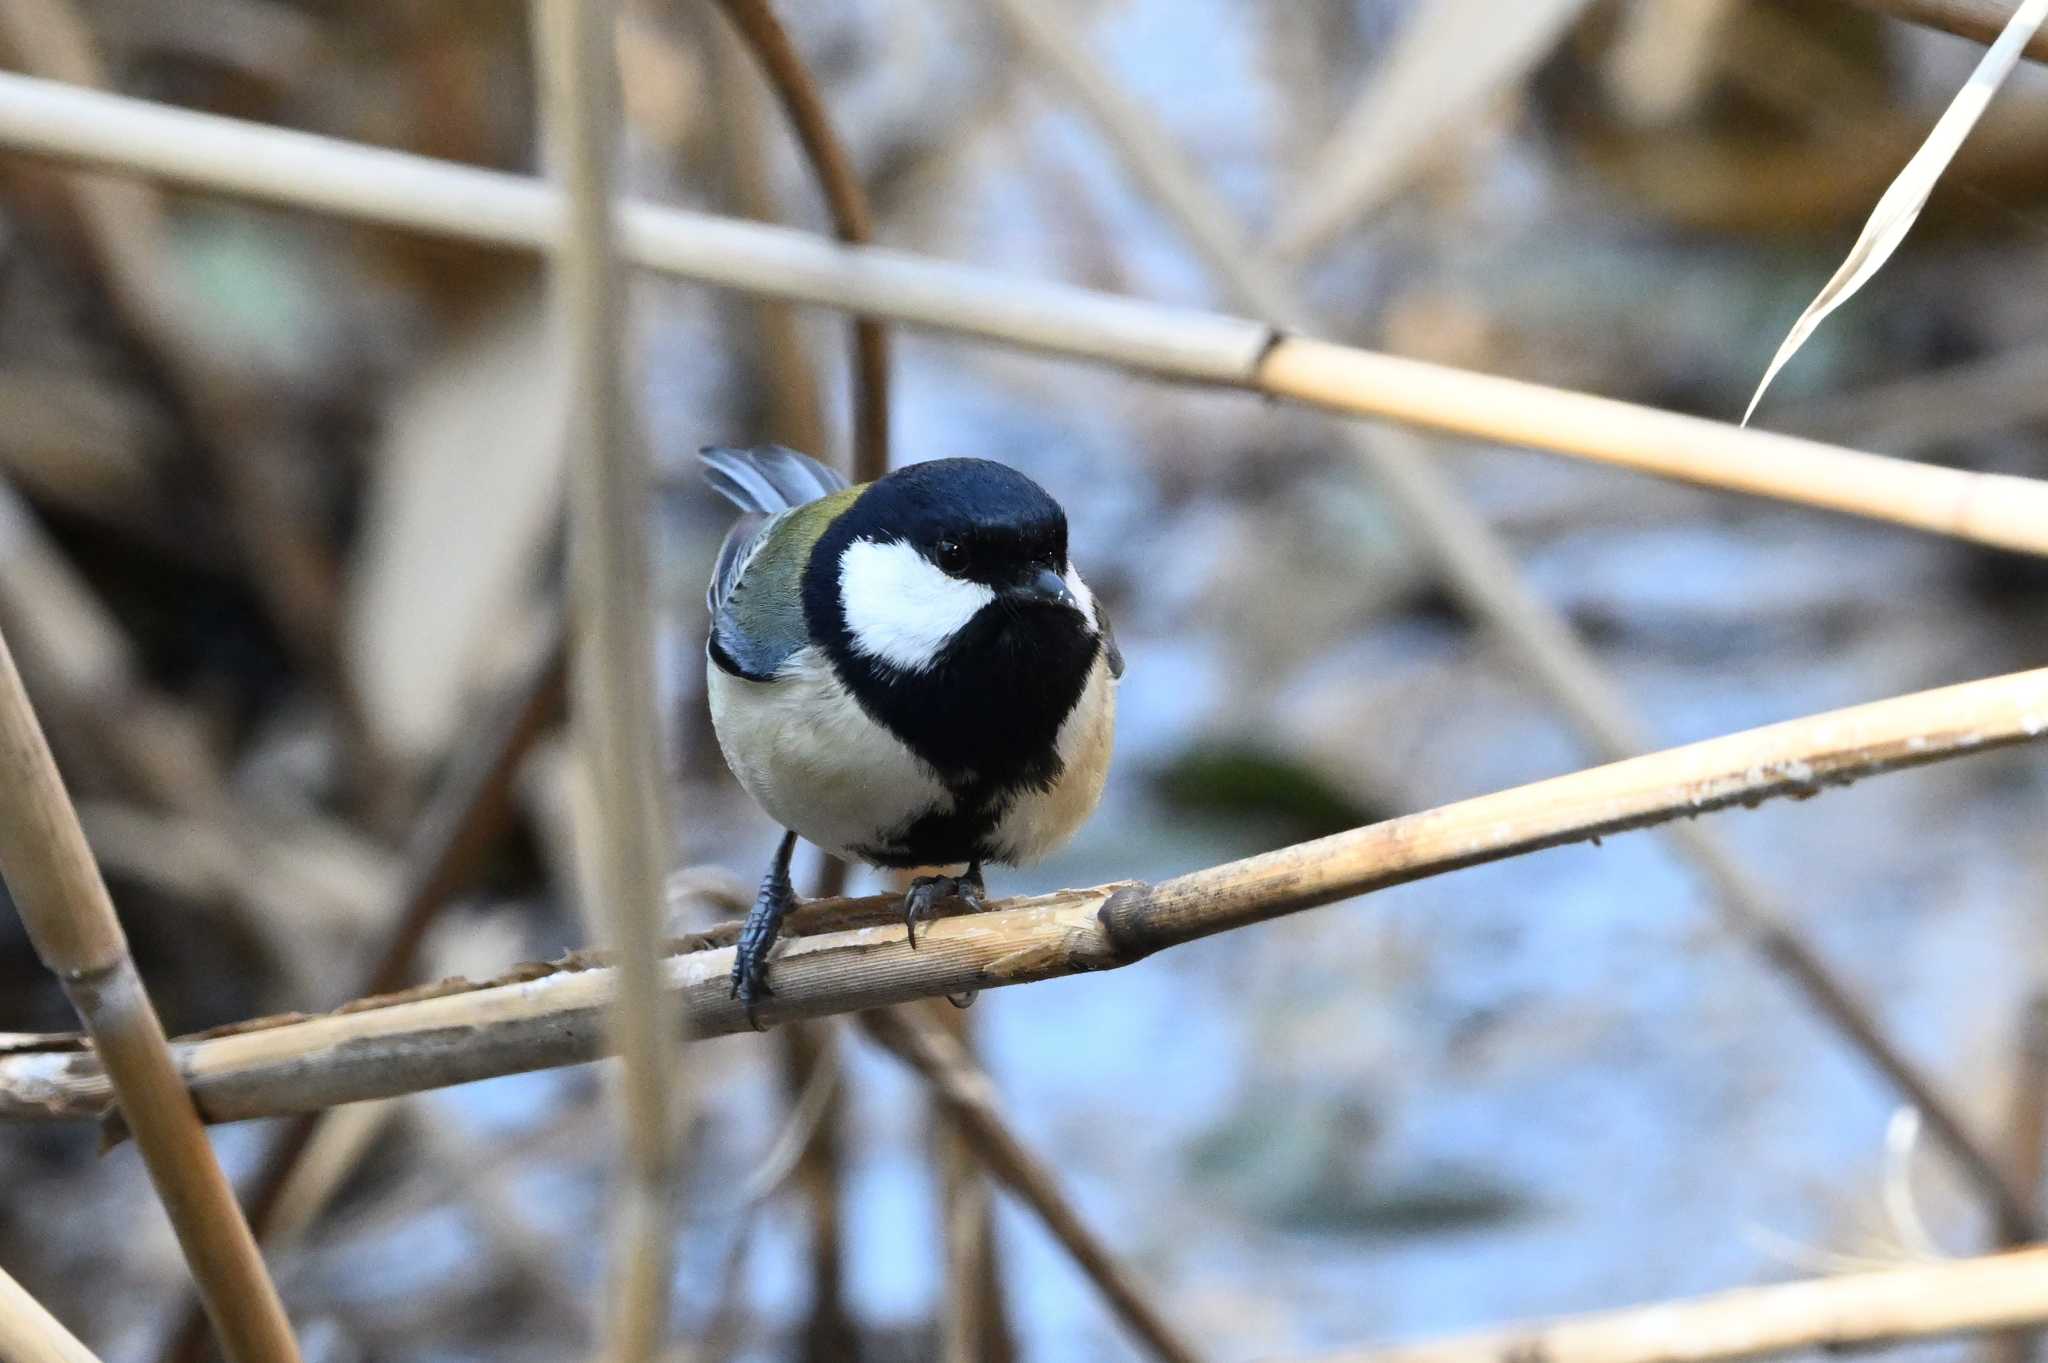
[710,0,890,480]
[1983,990,2048,1363]
[532,3,681,1359]
[1295,1246,2048,1363]
[0,74,2044,553]
[0,623,299,1363]
[988,0,2037,1238]
[157,621,566,1363]
[1840,0,2048,60]
[0,1264,104,1363]
[860,1007,1207,1363]
[5,665,2045,1125]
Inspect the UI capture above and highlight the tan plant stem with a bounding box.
[533,3,682,1359]
[1983,990,2048,1363]
[985,0,2037,1238]
[0,74,2045,554]
[0,623,299,1363]
[1841,0,2048,60]
[859,1007,1207,1363]
[709,0,890,479]
[5,665,2045,1125]
[0,1264,105,1363]
[1294,1245,2048,1363]
[157,623,566,1363]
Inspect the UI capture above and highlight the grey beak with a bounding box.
[1016,566,1077,609]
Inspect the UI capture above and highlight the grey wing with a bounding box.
[706,512,805,682]
[702,445,847,682]
[707,512,768,618]
[702,444,848,515]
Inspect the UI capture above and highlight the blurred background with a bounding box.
[2,1,2048,1360]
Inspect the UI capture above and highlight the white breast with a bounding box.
[989,650,1118,864]
[707,645,953,861]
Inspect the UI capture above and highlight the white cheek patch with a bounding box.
[839,538,995,672]
[1064,565,1098,629]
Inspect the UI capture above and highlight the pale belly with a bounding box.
[706,647,1117,867]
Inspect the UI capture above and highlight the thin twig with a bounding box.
[156,622,566,1363]
[1293,1245,2048,1363]
[1840,0,2048,61]
[860,1007,1206,1363]
[533,3,683,1359]
[988,0,2039,1239]
[0,1264,104,1363]
[0,623,299,1363]
[926,1001,1017,1363]
[1984,990,2048,1363]
[1,75,2047,554]
[5,665,2046,1124]
[710,0,890,479]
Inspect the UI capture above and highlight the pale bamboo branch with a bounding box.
[0,1264,104,1363]
[1294,1246,2048,1363]
[987,0,2038,1238]
[1983,990,2048,1363]
[533,4,681,1360]
[0,74,2043,554]
[924,1001,1018,1363]
[0,623,300,1363]
[3,666,2044,1126]
[158,621,566,1363]
[860,1007,1206,1363]
[710,0,890,480]
[1840,0,2048,60]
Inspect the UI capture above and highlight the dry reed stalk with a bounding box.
[926,1000,1018,1363]
[1297,1245,2048,1363]
[157,624,566,1363]
[705,7,829,459]
[0,1264,104,1363]
[1842,0,2048,58]
[533,3,681,1359]
[0,622,299,1363]
[1,76,2046,556]
[1983,991,2048,1363]
[987,0,2038,1236]
[710,0,890,479]
[6,664,2045,1124]
[860,1008,1207,1363]
[1263,0,1595,260]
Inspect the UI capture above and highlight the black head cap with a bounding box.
[846,457,1068,585]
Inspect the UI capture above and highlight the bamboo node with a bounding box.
[1095,882,1165,963]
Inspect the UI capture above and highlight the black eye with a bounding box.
[934,539,969,575]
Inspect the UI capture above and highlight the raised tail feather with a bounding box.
[701,444,849,515]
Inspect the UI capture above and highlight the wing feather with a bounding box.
[701,446,855,682]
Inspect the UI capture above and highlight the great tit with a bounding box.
[701,445,1123,1015]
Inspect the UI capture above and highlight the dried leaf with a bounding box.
[1744,0,2048,424]
[1267,0,1597,260]
[345,281,568,762]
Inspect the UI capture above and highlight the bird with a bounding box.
[700,444,1123,1020]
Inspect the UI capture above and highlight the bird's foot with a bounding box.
[901,862,988,950]
[730,831,799,1030]
[903,862,989,1008]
